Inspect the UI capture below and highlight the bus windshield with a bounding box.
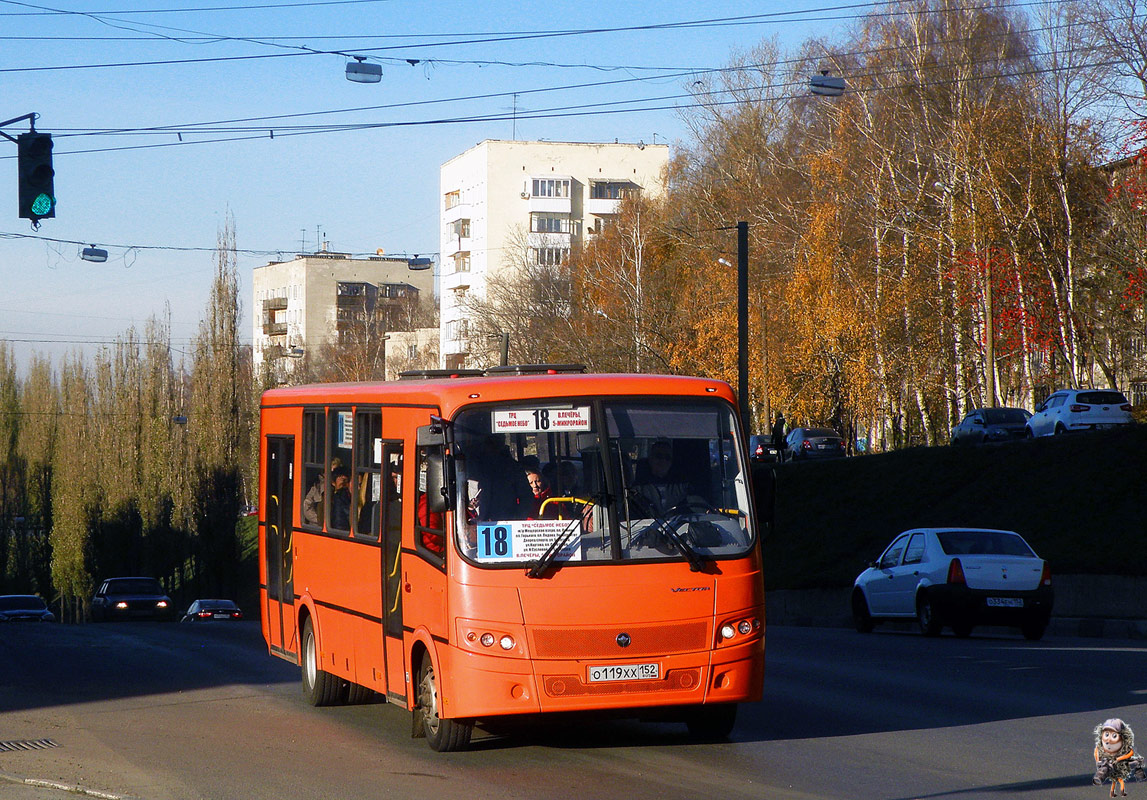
[452,398,754,570]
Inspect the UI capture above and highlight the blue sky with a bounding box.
[0,0,857,365]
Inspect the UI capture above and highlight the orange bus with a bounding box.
[258,365,764,751]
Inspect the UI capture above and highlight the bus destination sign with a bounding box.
[492,406,592,434]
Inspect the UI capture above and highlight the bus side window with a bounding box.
[415,446,446,568]
[354,411,383,539]
[301,410,325,529]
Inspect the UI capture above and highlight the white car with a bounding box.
[851,528,1053,640]
[1027,389,1133,437]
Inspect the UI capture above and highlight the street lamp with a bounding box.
[487,332,509,367]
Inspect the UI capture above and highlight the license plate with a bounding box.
[986,597,1023,608]
[213,613,230,619]
[588,663,660,682]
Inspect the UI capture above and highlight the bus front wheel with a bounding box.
[417,658,473,752]
[301,618,341,706]
[685,703,737,741]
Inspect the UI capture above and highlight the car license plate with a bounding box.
[588,663,660,682]
[986,597,1023,608]
[213,613,230,619]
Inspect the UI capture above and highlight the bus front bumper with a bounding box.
[438,638,763,720]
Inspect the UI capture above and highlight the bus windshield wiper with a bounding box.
[526,515,583,579]
[654,516,707,572]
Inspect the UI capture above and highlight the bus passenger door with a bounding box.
[381,443,407,703]
[265,435,297,658]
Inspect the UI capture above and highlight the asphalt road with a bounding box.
[0,621,1143,800]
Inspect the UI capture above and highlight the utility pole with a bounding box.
[737,221,750,427]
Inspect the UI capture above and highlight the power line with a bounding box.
[0,0,391,15]
[0,0,1081,74]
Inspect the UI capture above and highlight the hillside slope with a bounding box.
[763,425,1147,590]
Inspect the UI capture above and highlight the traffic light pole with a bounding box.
[0,112,37,143]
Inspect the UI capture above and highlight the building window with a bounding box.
[531,178,570,198]
[338,282,367,297]
[407,344,418,359]
[444,190,461,210]
[590,181,632,200]
[531,213,570,234]
[451,218,471,238]
[533,247,568,267]
[454,252,471,272]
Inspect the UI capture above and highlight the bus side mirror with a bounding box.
[424,453,448,514]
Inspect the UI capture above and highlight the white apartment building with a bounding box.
[252,248,436,375]
[439,139,669,369]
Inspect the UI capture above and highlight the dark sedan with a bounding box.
[181,598,243,622]
[950,407,1031,445]
[783,427,846,461]
[91,577,174,622]
[0,594,55,622]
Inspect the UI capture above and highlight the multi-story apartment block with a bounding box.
[439,139,669,369]
[252,247,436,376]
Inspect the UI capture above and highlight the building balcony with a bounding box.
[443,235,471,258]
[527,231,571,250]
[527,196,572,215]
[262,297,288,311]
[586,197,622,216]
[441,269,472,292]
[444,202,470,224]
[263,322,288,336]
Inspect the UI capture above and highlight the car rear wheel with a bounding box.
[301,618,342,707]
[852,591,875,633]
[951,620,974,638]
[417,657,473,752]
[1054,422,1067,435]
[916,593,942,637]
[1021,618,1047,641]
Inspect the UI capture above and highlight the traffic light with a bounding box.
[17,131,54,221]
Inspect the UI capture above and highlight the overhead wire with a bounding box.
[0,0,1084,74]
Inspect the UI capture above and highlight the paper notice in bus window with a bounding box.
[338,411,354,448]
[492,407,592,434]
[475,519,581,562]
[373,438,382,466]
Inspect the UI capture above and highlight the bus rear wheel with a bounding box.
[417,658,473,752]
[301,618,341,706]
[685,703,737,741]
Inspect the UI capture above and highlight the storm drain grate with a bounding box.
[0,739,58,752]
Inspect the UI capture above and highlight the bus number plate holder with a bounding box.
[588,663,660,682]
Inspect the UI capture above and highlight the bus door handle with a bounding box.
[403,572,411,593]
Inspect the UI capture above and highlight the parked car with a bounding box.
[181,598,243,622]
[950,407,1031,445]
[782,427,846,461]
[91,577,173,622]
[1027,389,1133,437]
[0,594,55,622]
[747,434,779,463]
[851,527,1053,640]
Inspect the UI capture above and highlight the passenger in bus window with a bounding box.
[468,434,533,521]
[632,441,692,517]
[329,467,352,530]
[302,458,342,526]
[525,468,550,518]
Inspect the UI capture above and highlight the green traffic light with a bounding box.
[30,193,53,216]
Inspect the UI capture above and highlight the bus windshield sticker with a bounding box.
[475,519,582,562]
[492,407,592,434]
[373,437,382,466]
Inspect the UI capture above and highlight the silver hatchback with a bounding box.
[1027,389,1133,437]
